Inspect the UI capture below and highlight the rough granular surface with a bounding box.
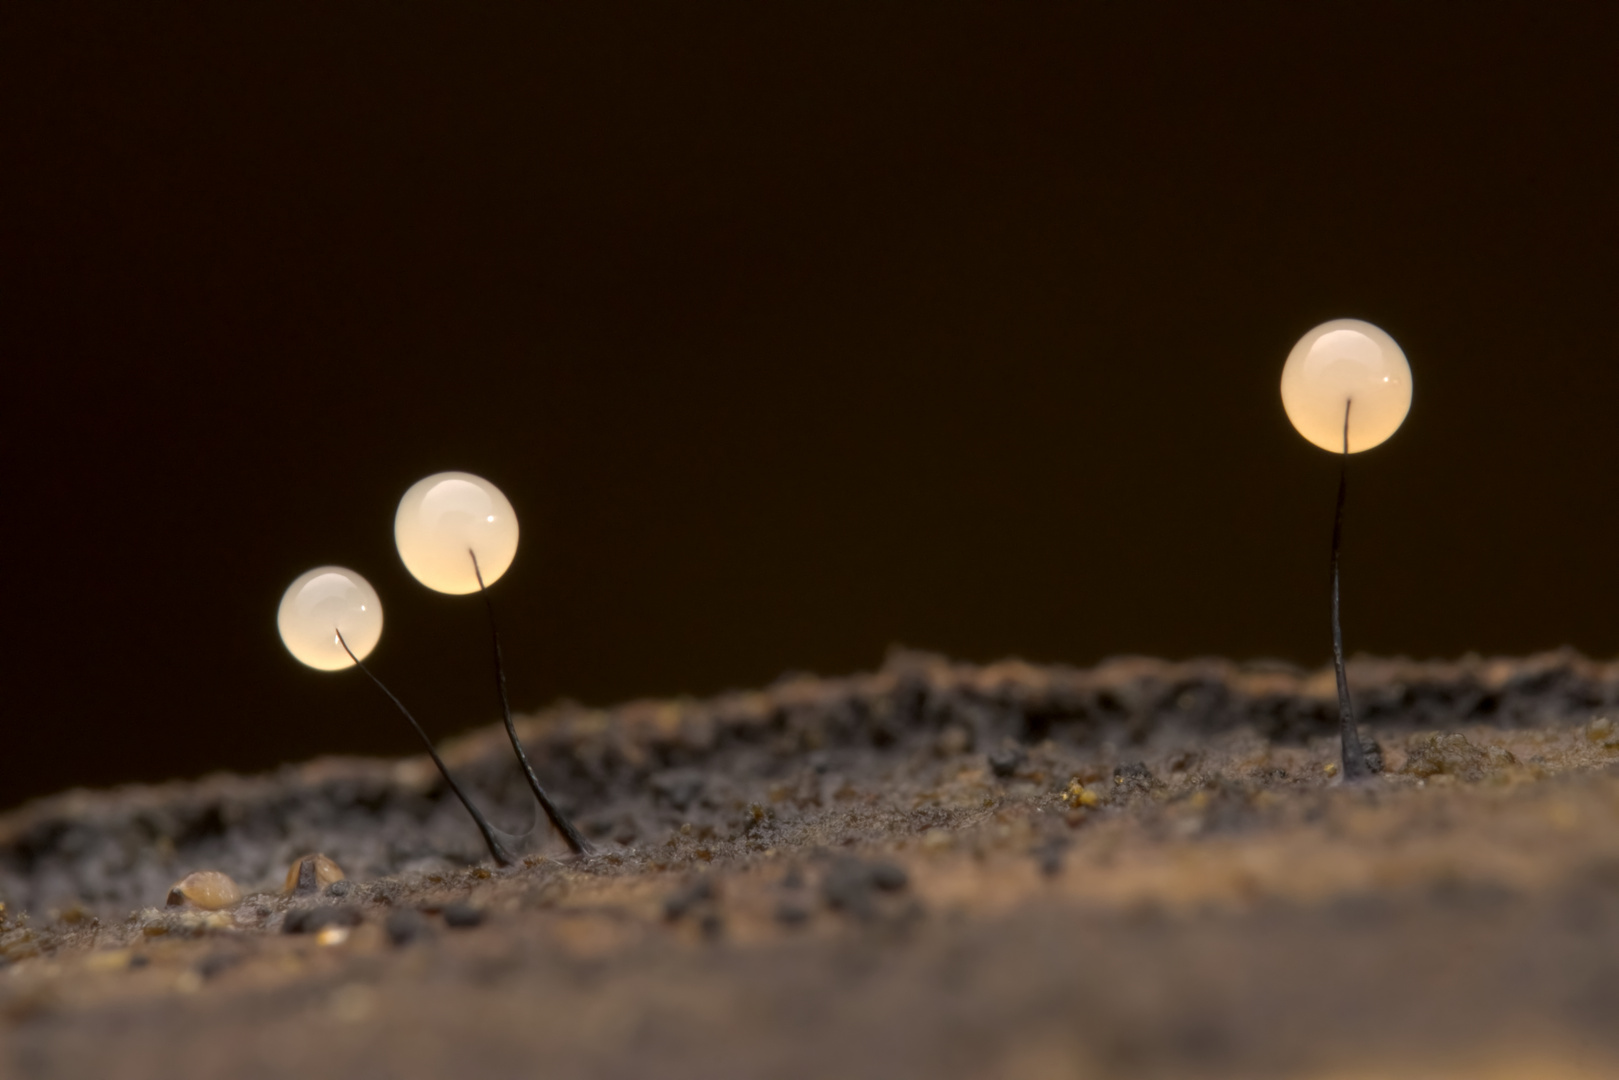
[1,650,1617,1079]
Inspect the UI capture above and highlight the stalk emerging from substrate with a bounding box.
[1279,318,1413,778]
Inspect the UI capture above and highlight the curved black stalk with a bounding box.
[471,550,595,856]
[1332,400,1374,780]
[336,630,518,866]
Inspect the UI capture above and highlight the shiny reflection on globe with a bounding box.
[395,471,519,594]
[277,566,382,670]
[1281,319,1412,453]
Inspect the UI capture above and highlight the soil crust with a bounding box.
[3,650,1618,1079]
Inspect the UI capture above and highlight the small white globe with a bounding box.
[395,471,519,595]
[277,567,383,671]
[1281,319,1412,453]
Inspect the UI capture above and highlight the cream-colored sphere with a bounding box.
[395,471,519,594]
[277,567,382,671]
[1281,319,1412,453]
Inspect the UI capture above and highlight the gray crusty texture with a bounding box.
[2,648,1615,915]
[1,650,1618,1080]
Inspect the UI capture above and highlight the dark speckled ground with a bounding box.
[2,651,1617,1079]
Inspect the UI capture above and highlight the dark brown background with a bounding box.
[1,4,1614,811]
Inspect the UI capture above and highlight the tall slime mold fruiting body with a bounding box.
[278,565,519,865]
[396,471,594,855]
[1281,319,1413,779]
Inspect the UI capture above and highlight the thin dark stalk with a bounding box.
[471,550,595,856]
[1331,401,1374,780]
[336,630,518,866]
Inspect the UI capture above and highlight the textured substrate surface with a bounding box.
[1,650,1618,1079]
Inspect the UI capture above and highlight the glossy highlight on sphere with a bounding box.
[1281,319,1412,453]
[277,567,382,670]
[395,471,519,594]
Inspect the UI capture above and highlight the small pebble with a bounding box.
[1037,844,1065,878]
[166,871,242,912]
[283,905,364,935]
[663,877,715,921]
[442,902,486,929]
[870,861,908,892]
[325,880,353,899]
[775,900,811,926]
[988,746,1027,778]
[195,953,239,981]
[821,857,913,919]
[821,858,878,918]
[1360,736,1385,774]
[384,909,427,946]
[284,855,346,897]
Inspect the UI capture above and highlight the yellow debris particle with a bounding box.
[316,926,351,947]
[85,949,133,973]
[1323,762,1339,777]
[1059,780,1101,807]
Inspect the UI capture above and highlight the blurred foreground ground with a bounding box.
[2,651,1618,1079]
